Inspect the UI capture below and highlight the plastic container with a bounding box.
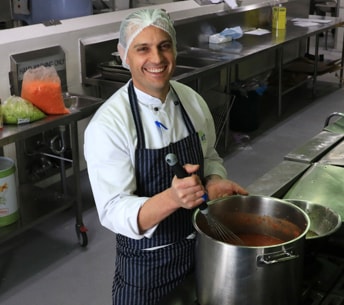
[272,5,287,30]
[0,157,19,227]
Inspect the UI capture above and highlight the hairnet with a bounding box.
[117,8,177,69]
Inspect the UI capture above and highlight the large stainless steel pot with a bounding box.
[193,195,310,305]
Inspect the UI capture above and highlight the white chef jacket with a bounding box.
[84,80,227,240]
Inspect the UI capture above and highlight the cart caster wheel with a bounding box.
[79,231,88,247]
[76,224,88,247]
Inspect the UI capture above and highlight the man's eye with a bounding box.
[137,47,148,52]
[160,43,172,50]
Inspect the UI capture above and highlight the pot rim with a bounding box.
[192,195,311,248]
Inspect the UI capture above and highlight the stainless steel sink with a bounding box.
[63,93,103,112]
[63,93,79,109]
[177,47,239,64]
[173,65,196,77]
[176,55,221,68]
[172,48,238,82]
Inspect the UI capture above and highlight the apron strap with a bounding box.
[170,85,196,135]
[128,81,146,149]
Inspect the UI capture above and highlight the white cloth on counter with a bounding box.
[202,0,238,8]
[292,18,332,24]
[292,18,332,27]
[293,21,320,27]
[84,80,227,240]
[245,28,271,35]
[224,0,238,8]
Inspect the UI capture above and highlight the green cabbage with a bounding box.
[1,95,46,125]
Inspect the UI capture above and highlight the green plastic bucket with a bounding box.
[0,157,19,227]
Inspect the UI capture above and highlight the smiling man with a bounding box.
[84,8,247,305]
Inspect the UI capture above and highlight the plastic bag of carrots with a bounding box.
[21,65,70,115]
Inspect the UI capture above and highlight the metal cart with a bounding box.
[0,94,104,247]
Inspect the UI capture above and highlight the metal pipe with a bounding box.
[50,125,68,195]
[39,152,72,163]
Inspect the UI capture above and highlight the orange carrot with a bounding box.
[21,80,69,115]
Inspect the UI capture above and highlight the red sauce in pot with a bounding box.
[196,211,303,247]
[235,233,285,246]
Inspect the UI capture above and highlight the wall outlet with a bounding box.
[12,0,30,15]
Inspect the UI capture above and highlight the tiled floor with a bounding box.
[0,35,343,305]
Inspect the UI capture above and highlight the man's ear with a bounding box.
[117,44,130,69]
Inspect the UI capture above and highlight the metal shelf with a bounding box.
[0,94,104,247]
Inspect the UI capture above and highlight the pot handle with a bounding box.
[257,249,299,266]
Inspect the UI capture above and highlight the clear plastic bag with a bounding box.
[1,95,46,125]
[21,66,69,115]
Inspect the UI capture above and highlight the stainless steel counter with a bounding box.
[175,17,344,116]
[284,131,344,164]
[83,15,344,117]
[193,19,342,57]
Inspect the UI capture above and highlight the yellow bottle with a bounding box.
[272,5,286,30]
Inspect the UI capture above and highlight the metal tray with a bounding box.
[319,139,344,166]
[283,163,344,220]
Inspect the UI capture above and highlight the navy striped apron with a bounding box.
[112,81,204,305]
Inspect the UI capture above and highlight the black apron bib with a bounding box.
[113,82,204,305]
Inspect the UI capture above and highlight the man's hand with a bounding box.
[205,175,248,200]
[169,164,206,209]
